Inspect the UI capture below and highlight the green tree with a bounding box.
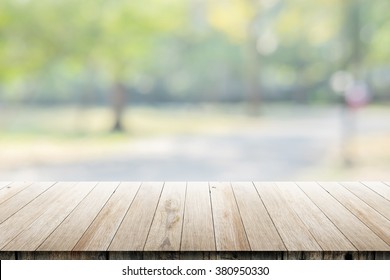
[0,0,185,131]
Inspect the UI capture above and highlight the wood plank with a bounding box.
[38,182,120,251]
[209,182,250,251]
[143,252,180,260]
[231,182,286,251]
[375,252,390,260]
[0,252,15,260]
[254,182,321,251]
[3,182,97,251]
[108,182,164,251]
[73,182,141,251]
[0,182,32,205]
[181,182,215,251]
[0,182,11,190]
[319,182,390,245]
[341,182,390,220]
[0,182,78,249]
[275,182,355,251]
[0,182,55,224]
[283,251,324,260]
[216,252,251,260]
[298,182,389,251]
[108,252,143,260]
[180,252,217,260]
[9,251,387,260]
[362,182,390,201]
[16,252,107,260]
[1,180,388,253]
[144,182,186,251]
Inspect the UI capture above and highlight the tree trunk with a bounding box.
[245,7,263,116]
[111,81,126,132]
[340,0,363,166]
[245,33,261,115]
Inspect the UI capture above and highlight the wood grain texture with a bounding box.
[0,182,78,249]
[0,252,15,260]
[319,182,390,245]
[0,182,55,224]
[0,182,32,205]
[341,182,390,220]
[209,182,250,251]
[16,252,107,260]
[283,251,324,260]
[322,252,358,260]
[362,182,390,201]
[73,182,141,251]
[180,252,217,260]
[275,182,355,251]
[181,182,216,251]
[6,251,388,260]
[143,252,180,260]
[144,182,186,251]
[0,181,389,253]
[0,182,11,190]
[298,182,390,251]
[231,182,286,251]
[254,182,321,251]
[251,252,283,260]
[3,182,97,251]
[39,182,120,251]
[108,252,143,260]
[375,252,390,260]
[108,182,164,251]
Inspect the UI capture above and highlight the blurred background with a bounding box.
[0,0,389,181]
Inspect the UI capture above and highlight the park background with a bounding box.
[0,0,389,181]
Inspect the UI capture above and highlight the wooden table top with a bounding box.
[0,181,389,252]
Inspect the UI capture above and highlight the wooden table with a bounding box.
[0,181,389,260]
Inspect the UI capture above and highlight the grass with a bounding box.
[1,103,390,179]
[0,104,259,169]
[299,133,390,180]
[0,104,256,139]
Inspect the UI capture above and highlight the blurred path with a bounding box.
[0,111,342,181]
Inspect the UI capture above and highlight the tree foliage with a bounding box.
[0,0,389,108]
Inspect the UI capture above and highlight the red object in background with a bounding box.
[344,82,370,109]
